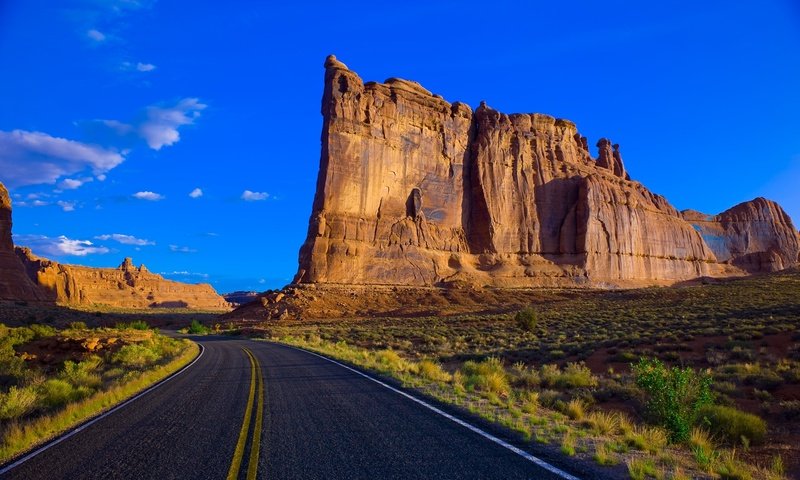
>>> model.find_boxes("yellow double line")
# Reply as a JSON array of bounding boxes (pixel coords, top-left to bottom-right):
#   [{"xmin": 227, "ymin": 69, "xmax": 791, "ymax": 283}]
[{"xmin": 227, "ymin": 347, "xmax": 265, "ymax": 480}]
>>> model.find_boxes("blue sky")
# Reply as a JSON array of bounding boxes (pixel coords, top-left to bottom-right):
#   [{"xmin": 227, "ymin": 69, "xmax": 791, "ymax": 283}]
[{"xmin": 1, "ymin": 1, "xmax": 798, "ymax": 293}]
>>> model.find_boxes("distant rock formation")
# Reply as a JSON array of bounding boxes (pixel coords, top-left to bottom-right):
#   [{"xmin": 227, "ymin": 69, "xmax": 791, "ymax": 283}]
[
  {"xmin": 683, "ymin": 198, "xmax": 800, "ymax": 273},
  {"xmin": 16, "ymin": 250, "xmax": 231, "ymax": 310},
  {"xmin": 0, "ymin": 184, "xmax": 48, "ymax": 302},
  {"xmin": 223, "ymin": 291, "xmax": 260, "ymax": 306},
  {"xmin": 294, "ymin": 55, "xmax": 800, "ymax": 289},
  {"xmin": 0, "ymin": 179, "xmax": 230, "ymax": 310}
]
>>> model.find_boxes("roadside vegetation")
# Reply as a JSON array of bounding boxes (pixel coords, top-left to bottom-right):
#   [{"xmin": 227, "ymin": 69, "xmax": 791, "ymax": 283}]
[
  {"xmin": 0, "ymin": 321, "xmax": 197, "ymax": 463},
  {"xmin": 257, "ymin": 270, "xmax": 800, "ymax": 479}
]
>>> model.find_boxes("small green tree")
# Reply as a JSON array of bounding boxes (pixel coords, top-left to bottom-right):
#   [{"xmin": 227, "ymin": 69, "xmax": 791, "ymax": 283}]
[
  {"xmin": 515, "ymin": 307, "xmax": 538, "ymax": 332},
  {"xmin": 632, "ymin": 357, "xmax": 713, "ymax": 443}
]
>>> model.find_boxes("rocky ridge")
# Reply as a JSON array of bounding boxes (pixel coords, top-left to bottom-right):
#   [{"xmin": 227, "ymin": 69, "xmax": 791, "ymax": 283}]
[
  {"xmin": 16, "ymin": 250, "xmax": 230, "ymax": 310},
  {"xmin": 294, "ymin": 55, "xmax": 799, "ymax": 290}
]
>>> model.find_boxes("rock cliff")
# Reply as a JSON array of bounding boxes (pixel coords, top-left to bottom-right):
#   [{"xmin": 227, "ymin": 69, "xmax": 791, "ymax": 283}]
[
  {"xmin": 16, "ymin": 250, "xmax": 230, "ymax": 310},
  {"xmin": 0, "ymin": 184, "xmax": 48, "ymax": 302},
  {"xmin": 295, "ymin": 56, "xmax": 799, "ymax": 288}
]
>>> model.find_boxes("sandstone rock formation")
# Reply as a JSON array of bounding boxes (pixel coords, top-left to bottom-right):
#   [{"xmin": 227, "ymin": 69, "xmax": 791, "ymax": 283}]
[
  {"xmin": 0, "ymin": 183, "xmax": 49, "ymax": 302},
  {"xmin": 683, "ymin": 198, "xmax": 800, "ymax": 273},
  {"xmin": 16, "ymin": 249, "xmax": 230, "ymax": 310},
  {"xmin": 294, "ymin": 56, "xmax": 800, "ymax": 289}
]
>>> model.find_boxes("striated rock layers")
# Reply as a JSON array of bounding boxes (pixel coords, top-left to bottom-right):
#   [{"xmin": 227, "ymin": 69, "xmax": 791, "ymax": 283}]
[
  {"xmin": 16, "ymin": 250, "xmax": 230, "ymax": 310},
  {"xmin": 295, "ymin": 56, "xmax": 800, "ymax": 288},
  {"xmin": 0, "ymin": 184, "xmax": 48, "ymax": 302}
]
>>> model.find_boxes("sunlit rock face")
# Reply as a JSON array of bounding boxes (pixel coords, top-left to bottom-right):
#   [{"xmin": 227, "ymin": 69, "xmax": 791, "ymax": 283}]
[
  {"xmin": 295, "ymin": 56, "xmax": 799, "ymax": 288},
  {"xmin": 16, "ymin": 250, "xmax": 230, "ymax": 310},
  {"xmin": 0, "ymin": 183, "xmax": 48, "ymax": 302}
]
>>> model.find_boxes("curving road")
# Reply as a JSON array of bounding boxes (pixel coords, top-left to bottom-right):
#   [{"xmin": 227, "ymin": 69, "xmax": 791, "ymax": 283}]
[{"xmin": 2, "ymin": 336, "xmax": 587, "ymax": 480}]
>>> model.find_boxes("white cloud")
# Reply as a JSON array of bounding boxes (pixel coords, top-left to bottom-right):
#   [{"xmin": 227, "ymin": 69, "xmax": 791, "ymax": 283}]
[
  {"xmin": 96, "ymin": 174, "xmax": 107, "ymax": 181},
  {"xmin": 241, "ymin": 190, "xmax": 269, "ymax": 201},
  {"xmin": 132, "ymin": 191, "xmax": 164, "ymax": 201},
  {"xmin": 14, "ymin": 234, "xmax": 110, "ymax": 257},
  {"xmin": 136, "ymin": 62, "xmax": 156, "ymax": 72},
  {"xmin": 189, "ymin": 187, "xmax": 203, "ymax": 198},
  {"xmin": 0, "ymin": 130, "xmax": 125, "ymax": 189},
  {"xmin": 87, "ymin": 29, "xmax": 106, "ymax": 42},
  {"xmin": 139, "ymin": 98, "xmax": 206, "ymax": 150},
  {"xmin": 58, "ymin": 177, "xmax": 93, "ymax": 190},
  {"xmin": 161, "ymin": 271, "xmax": 209, "ymax": 278},
  {"xmin": 95, "ymin": 233, "xmax": 154, "ymax": 246},
  {"xmin": 57, "ymin": 201, "xmax": 76, "ymax": 212},
  {"xmin": 169, "ymin": 244, "xmax": 197, "ymax": 253}
]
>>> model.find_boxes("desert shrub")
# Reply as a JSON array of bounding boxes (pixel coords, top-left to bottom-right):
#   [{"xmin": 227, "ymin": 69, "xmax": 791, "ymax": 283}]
[
  {"xmin": 40, "ymin": 379, "xmax": 80, "ymax": 408},
  {"xmin": 565, "ymin": 399, "xmax": 584, "ymax": 420},
  {"xmin": 633, "ymin": 357, "xmax": 713, "ymax": 442},
  {"xmin": 112, "ymin": 344, "xmax": 160, "ymax": 368},
  {"xmin": 28, "ymin": 324, "xmax": 56, "ymax": 339},
  {"xmin": 67, "ymin": 321, "xmax": 87, "ymax": 330},
  {"xmin": 584, "ymin": 410, "xmax": 619, "ymax": 435},
  {"xmin": 0, "ymin": 385, "xmax": 38, "ymax": 420},
  {"xmin": 689, "ymin": 427, "xmax": 717, "ymax": 468},
  {"xmin": 624, "ymin": 424, "xmax": 668, "ymax": 454},
  {"xmin": 416, "ymin": 360, "xmax": 451, "ymax": 382},
  {"xmin": 715, "ymin": 450, "xmax": 752, "ymax": 480},
  {"xmin": 61, "ymin": 356, "xmax": 102, "ymax": 388},
  {"xmin": 375, "ymin": 349, "xmax": 405, "ymax": 372},
  {"xmin": 514, "ymin": 308, "xmax": 537, "ymax": 332},
  {"xmin": 627, "ymin": 458, "xmax": 659, "ymax": 480},
  {"xmin": 593, "ymin": 442, "xmax": 618, "ymax": 466},
  {"xmin": 461, "ymin": 357, "xmax": 509, "ymax": 396},
  {"xmin": 116, "ymin": 320, "xmax": 149, "ymax": 331},
  {"xmin": 540, "ymin": 362, "xmax": 597, "ymax": 389},
  {"xmin": 187, "ymin": 320, "xmax": 209, "ymax": 335},
  {"xmin": 699, "ymin": 405, "xmax": 767, "ymax": 446}
]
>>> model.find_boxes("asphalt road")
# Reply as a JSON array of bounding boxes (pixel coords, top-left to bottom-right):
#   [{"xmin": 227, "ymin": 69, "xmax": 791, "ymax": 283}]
[{"xmin": 2, "ymin": 336, "xmax": 583, "ymax": 480}]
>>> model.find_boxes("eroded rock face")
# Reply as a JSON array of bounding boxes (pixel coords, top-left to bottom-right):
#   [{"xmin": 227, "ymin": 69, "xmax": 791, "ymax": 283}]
[
  {"xmin": 0, "ymin": 183, "xmax": 48, "ymax": 302},
  {"xmin": 683, "ymin": 198, "xmax": 800, "ymax": 273},
  {"xmin": 296, "ymin": 56, "xmax": 798, "ymax": 288},
  {"xmin": 16, "ymin": 250, "xmax": 230, "ymax": 310}
]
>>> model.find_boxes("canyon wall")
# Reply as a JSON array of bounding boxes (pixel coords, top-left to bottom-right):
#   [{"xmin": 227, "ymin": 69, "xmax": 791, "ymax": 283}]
[
  {"xmin": 16, "ymin": 251, "xmax": 230, "ymax": 310},
  {"xmin": 295, "ymin": 56, "xmax": 799, "ymax": 288},
  {"xmin": 0, "ymin": 184, "xmax": 48, "ymax": 302}
]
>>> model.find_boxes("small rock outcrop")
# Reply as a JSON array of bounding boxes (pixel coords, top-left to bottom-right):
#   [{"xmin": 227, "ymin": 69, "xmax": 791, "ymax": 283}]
[
  {"xmin": 0, "ymin": 183, "xmax": 48, "ymax": 302},
  {"xmin": 16, "ymin": 249, "xmax": 231, "ymax": 310},
  {"xmin": 293, "ymin": 55, "xmax": 799, "ymax": 289}
]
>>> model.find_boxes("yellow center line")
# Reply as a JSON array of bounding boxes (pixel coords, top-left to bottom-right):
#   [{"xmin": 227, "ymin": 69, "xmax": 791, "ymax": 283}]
[
  {"xmin": 246, "ymin": 350, "xmax": 265, "ymax": 480},
  {"xmin": 227, "ymin": 348, "xmax": 256, "ymax": 480}
]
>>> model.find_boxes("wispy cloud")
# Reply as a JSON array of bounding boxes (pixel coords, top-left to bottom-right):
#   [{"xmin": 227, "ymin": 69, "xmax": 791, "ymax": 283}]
[
  {"xmin": 241, "ymin": 190, "xmax": 269, "ymax": 201},
  {"xmin": 97, "ymin": 98, "xmax": 206, "ymax": 151},
  {"xmin": 86, "ymin": 29, "xmax": 106, "ymax": 42},
  {"xmin": 58, "ymin": 177, "xmax": 93, "ymax": 190},
  {"xmin": 169, "ymin": 244, "xmax": 197, "ymax": 253},
  {"xmin": 120, "ymin": 61, "xmax": 157, "ymax": 72},
  {"xmin": 139, "ymin": 98, "xmax": 206, "ymax": 150},
  {"xmin": 57, "ymin": 201, "xmax": 77, "ymax": 212},
  {"xmin": 95, "ymin": 233, "xmax": 154, "ymax": 246},
  {"xmin": 132, "ymin": 191, "xmax": 164, "ymax": 201},
  {"xmin": 14, "ymin": 234, "xmax": 110, "ymax": 257},
  {"xmin": 189, "ymin": 187, "xmax": 203, "ymax": 198},
  {"xmin": 0, "ymin": 130, "xmax": 124, "ymax": 188}
]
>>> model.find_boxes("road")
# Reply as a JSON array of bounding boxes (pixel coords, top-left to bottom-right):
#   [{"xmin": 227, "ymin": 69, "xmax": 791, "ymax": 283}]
[{"xmin": 2, "ymin": 336, "xmax": 585, "ymax": 480}]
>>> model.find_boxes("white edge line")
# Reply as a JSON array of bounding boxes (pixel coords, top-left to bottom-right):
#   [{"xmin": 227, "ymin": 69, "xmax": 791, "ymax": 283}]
[
  {"xmin": 0, "ymin": 343, "xmax": 205, "ymax": 475},
  {"xmin": 279, "ymin": 343, "xmax": 581, "ymax": 480}
]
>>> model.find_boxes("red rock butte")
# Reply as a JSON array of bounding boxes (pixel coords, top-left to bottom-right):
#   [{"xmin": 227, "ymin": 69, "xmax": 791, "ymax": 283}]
[
  {"xmin": 295, "ymin": 55, "xmax": 800, "ymax": 289},
  {"xmin": 0, "ymin": 182, "xmax": 229, "ymax": 310}
]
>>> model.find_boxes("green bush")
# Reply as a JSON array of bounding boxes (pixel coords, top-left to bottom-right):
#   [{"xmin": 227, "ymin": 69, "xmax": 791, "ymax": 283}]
[
  {"xmin": 67, "ymin": 321, "xmax": 87, "ymax": 330},
  {"xmin": 699, "ymin": 405, "xmax": 767, "ymax": 446},
  {"xmin": 187, "ymin": 320, "xmax": 209, "ymax": 334},
  {"xmin": 632, "ymin": 357, "xmax": 713, "ymax": 442},
  {"xmin": 116, "ymin": 320, "xmax": 149, "ymax": 331},
  {"xmin": 0, "ymin": 386, "xmax": 38, "ymax": 420},
  {"xmin": 112, "ymin": 344, "xmax": 160, "ymax": 367},
  {"xmin": 40, "ymin": 379, "xmax": 79, "ymax": 408},
  {"xmin": 514, "ymin": 308, "xmax": 538, "ymax": 331}
]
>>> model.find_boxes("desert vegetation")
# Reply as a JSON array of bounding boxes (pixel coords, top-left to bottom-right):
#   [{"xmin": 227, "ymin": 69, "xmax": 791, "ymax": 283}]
[
  {"xmin": 255, "ymin": 270, "xmax": 800, "ymax": 479},
  {"xmin": 0, "ymin": 321, "xmax": 197, "ymax": 463}
]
